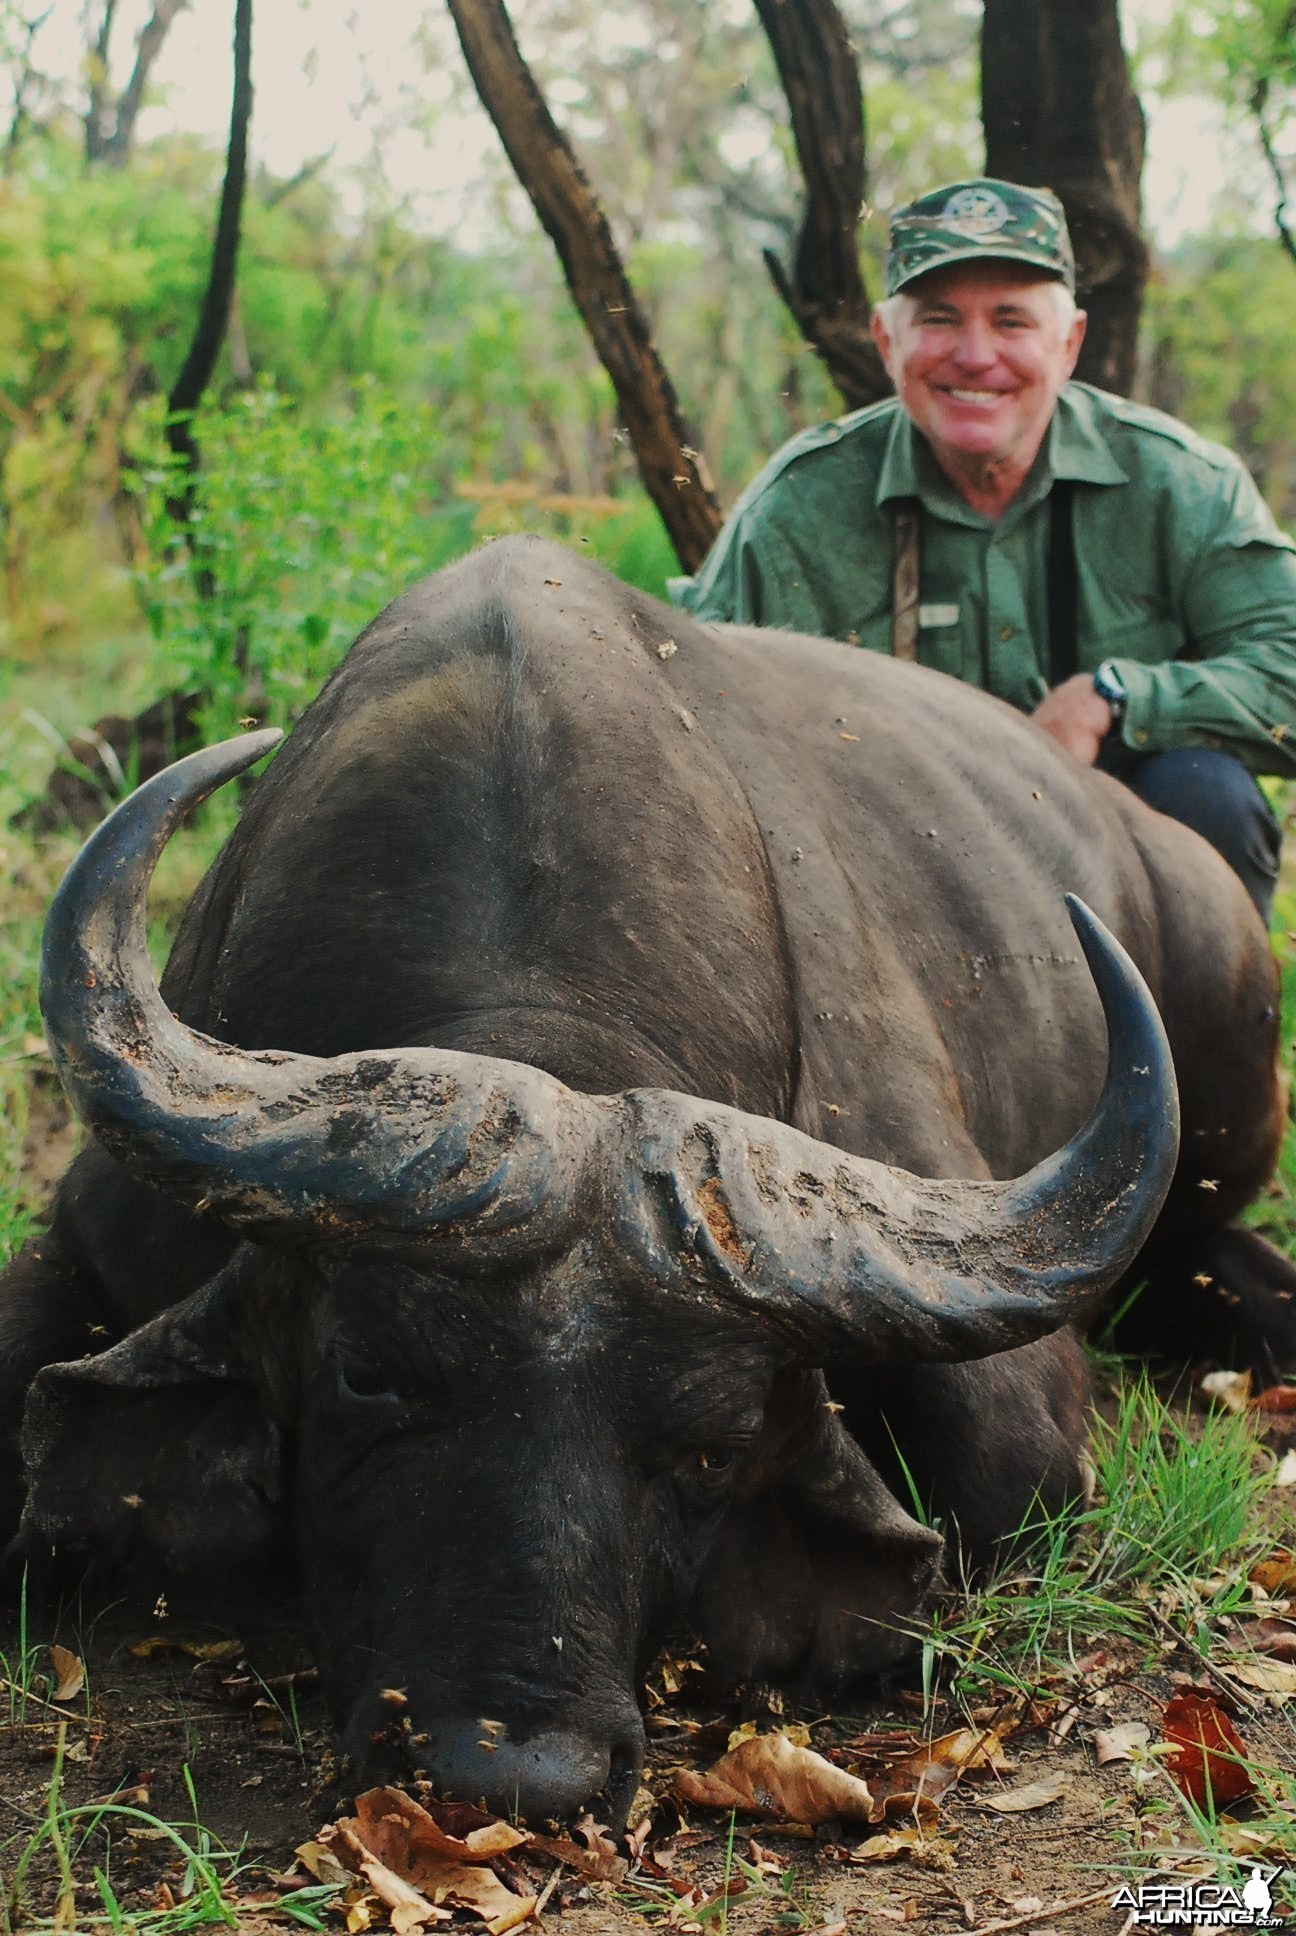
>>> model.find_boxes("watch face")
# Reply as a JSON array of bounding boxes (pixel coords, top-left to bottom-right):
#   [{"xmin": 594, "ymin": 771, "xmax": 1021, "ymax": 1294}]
[{"xmin": 1094, "ymin": 664, "xmax": 1126, "ymax": 709}]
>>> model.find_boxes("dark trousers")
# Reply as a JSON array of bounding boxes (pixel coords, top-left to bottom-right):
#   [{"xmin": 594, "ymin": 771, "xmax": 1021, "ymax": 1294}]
[{"xmin": 1119, "ymin": 748, "xmax": 1282, "ymax": 928}]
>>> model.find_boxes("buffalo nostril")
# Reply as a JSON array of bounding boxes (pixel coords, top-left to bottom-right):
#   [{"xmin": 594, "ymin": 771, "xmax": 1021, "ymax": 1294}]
[
  {"xmin": 604, "ymin": 1725, "xmax": 647, "ymax": 1835},
  {"xmin": 409, "ymin": 1720, "xmax": 613, "ymax": 1824}
]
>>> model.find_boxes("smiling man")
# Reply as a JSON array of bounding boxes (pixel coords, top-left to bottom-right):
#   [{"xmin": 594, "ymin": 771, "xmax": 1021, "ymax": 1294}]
[{"xmin": 674, "ymin": 178, "xmax": 1296, "ymax": 921}]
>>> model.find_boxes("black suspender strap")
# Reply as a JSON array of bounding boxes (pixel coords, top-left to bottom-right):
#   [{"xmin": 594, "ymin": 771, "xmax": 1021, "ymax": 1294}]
[
  {"xmin": 1047, "ymin": 480, "xmax": 1078, "ymax": 688},
  {"xmin": 890, "ymin": 497, "xmax": 921, "ymax": 661}
]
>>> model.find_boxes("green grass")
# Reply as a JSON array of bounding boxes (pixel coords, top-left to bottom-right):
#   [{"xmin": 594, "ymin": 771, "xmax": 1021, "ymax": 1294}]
[
  {"xmin": 0, "ymin": 1575, "xmax": 49, "ymax": 1728},
  {"xmin": 921, "ymin": 1378, "xmax": 1277, "ymax": 1702},
  {"xmin": 0, "ymin": 1731, "xmax": 343, "ymax": 1935}
]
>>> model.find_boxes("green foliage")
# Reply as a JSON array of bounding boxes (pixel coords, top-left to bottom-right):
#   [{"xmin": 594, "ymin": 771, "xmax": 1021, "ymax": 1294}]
[
  {"xmin": 127, "ymin": 378, "xmax": 685, "ymax": 741},
  {"xmin": 1150, "ymin": 0, "xmax": 1295, "ymax": 134},
  {"xmin": 1143, "ymin": 239, "xmax": 1296, "ymax": 523},
  {"xmin": 129, "ymin": 379, "xmax": 473, "ymax": 735}
]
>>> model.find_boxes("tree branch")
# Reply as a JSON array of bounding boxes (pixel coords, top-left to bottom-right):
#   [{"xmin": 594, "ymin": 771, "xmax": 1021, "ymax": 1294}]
[
  {"xmin": 3, "ymin": 6, "xmax": 52, "ymax": 168},
  {"xmin": 102, "ymin": 0, "xmax": 191, "ymax": 167},
  {"xmin": 445, "ymin": 0, "xmax": 720, "ymax": 571},
  {"xmin": 165, "ymin": 0, "xmax": 252, "ymax": 551},
  {"xmin": 1251, "ymin": 60, "xmax": 1296, "ymax": 272},
  {"xmin": 84, "ymin": 0, "xmax": 120, "ymax": 163},
  {"xmin": 752, "ymin": 0, "xmax": 889, "ymax": 409},
  {"xmin": 981, "ymin": 0, "xmax": 1148, "ymax": 396}
]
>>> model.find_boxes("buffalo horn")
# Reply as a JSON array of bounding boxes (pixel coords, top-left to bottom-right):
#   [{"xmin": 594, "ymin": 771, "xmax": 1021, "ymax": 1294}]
[
  {"xmin": 38, "ymin": 733, "xmax": 601, "ymax": 1259},
  {"xmin": 614, "ymin": 898, "xmax": 1180, "ymax": 1362}
]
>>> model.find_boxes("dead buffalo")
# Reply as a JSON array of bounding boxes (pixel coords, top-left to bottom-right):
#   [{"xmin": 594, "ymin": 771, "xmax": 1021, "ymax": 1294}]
[{"xmin": 2, "ymin": 536, "xmax": 1290, "ymax": 1827}]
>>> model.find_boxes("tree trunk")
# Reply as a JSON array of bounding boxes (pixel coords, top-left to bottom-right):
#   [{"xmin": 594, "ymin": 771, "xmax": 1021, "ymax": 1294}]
[
  {"xmin": 101, "ymin": 0, "xmax": 192, "ymax": 167},
  {"xmin": 84, "ymin": 0, "xmax": 121, "ymax": 164},
  {"xmin": 84, "ymin": 0, "xmax": 189, "ymax": 167},
  {"xmin": 981, "ymin": 0, "xmax": 1147, "ymax": 396},
  {"xmin": 4, "ymin": 5, "xmax": 52, "ymax": 170},
  {"xmin": 753, "ymin": 0, "xmax": 888, "ymax": 409},
  {"xmin": 165, "ymin": 0, "xmax": 253, "ymax": 542},
  {"xmin": 445, "ymin": 0, "xmax": 720, "ymax": 572}
]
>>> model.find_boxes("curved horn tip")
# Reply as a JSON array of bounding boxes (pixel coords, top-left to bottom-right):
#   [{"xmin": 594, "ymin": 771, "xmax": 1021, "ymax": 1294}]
[
  {"xmin": 160, "ymin": 727, "xmax": 286, "ymax": 803},
  {"xmin": 1064, "ymin": 893, "xmax": 1113, "ymax": 962}
]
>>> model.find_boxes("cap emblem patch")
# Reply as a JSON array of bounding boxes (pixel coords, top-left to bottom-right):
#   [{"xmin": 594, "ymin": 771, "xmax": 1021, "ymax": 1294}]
[{"xmin": 941, "ymin": 187, "xmax": 1011, "ymax": 237}]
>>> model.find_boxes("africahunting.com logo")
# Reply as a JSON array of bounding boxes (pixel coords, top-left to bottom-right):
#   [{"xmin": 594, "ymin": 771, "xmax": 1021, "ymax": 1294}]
[{"xmin": 1113, "ymin": 1868, "xmax": 1286, "ymax": 1927}]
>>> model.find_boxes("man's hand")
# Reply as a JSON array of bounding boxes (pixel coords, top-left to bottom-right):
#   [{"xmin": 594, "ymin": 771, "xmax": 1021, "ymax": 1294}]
[{"xmin": 1031, "ymin": 673, "xmax": 1114, "ymax": 765}]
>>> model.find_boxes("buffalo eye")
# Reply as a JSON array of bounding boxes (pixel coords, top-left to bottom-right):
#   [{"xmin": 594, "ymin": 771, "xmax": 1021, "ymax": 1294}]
[
  {"xmin": 330, "ymin": 1351, "xmax": 402, "ymax": 1410},
  {"xmin": 688, "ymin": 1445, "xmax": 743, "ymax": 1495}
]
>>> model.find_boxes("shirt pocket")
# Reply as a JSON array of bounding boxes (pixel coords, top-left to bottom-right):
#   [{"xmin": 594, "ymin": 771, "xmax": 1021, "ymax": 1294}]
[{"xmin": 916, "ymin": 607, "xmax": 965, "ymax": 681}]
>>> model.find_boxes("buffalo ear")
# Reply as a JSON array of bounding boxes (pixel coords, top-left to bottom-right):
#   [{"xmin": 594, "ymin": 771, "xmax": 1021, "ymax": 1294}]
[
  {"xmin": 18, "ymin": 1246, "xmax": 295, "ymax": 1579},
  {"xmin": 691, "ymin": 1369, "xmax": 944, "ymax": 1692}
]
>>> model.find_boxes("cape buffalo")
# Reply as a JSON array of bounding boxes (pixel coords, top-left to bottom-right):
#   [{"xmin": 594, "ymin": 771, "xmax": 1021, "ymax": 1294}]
[{"xmin": 2, "ymin": 535, "xmax": 1290, "ymax": 1827}]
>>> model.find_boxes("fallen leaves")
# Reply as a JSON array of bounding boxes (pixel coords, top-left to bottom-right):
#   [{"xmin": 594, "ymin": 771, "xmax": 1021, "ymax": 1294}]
[
  {"xmin": 319, "ymin": 1790, "xmax": 536, "ymax": 1935},
  {"xmin": 309, "ymin": 1785, "xmax": 636, "ymax": 1934},
  {"xmin": 1092, "ymin": 1721, "xmax": 1150, "ymax": 1765},
  {"xmin": 975, "ymin": 1772, "xmax": 1067, "ymax": 1813},
  {"xmin": 1199, "ymin": 1368, "xmax": 1251, "ymax": 1414},
  {"xmin": 844, "ymin": 1824, "xmax": 958, "ymax": 1868},
  {"xmin": 1161, "ymin": 1691, "xmax": 1255, "ymax": 1808},
  {"xmin": 674, "ymin": 1718, "xmax": 1022, "ymax": 1835},
  {"xmin": 1250, "ymin": 1549, "xmax": 1296, "ymax": 1595},
  {"xmin": 48, "ymin": 1646, "xmax": 85, "ymax": 1704},
  {"xmin": 674, "ymin": 1732, "xmax": 878, "ymax": 1826}
]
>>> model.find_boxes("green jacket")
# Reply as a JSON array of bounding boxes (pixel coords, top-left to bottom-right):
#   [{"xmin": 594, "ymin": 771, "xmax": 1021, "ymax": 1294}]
[{"xmin": 672, "ymin": 383, "xmax": 1296, "ymax": 776}]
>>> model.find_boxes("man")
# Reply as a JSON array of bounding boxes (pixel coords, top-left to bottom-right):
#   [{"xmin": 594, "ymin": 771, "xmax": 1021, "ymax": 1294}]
[{"xmin": 673, "ymin": 178, "xmax": 1296, "ymax": 922}]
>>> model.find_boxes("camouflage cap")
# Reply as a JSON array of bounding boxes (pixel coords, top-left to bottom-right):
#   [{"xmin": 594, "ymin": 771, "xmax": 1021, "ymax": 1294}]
[{"xmin": 884, "ymin": 178, "xmax": 1075, "ymax": 297}]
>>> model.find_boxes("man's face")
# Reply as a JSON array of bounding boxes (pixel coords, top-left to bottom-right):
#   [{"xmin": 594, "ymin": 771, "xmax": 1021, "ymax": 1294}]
[{"xmin": 870, "ymin": 261, "xmax": 1086, "ymax": 486}]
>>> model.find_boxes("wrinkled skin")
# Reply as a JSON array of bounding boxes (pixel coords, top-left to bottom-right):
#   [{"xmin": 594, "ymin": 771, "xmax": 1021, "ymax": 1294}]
[{"xmin": 3, "ymin": 536, "xmax": 1292, "ymax": 1827}]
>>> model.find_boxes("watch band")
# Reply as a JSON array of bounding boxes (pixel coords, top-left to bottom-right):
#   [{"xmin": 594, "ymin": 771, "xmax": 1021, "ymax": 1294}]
[{"xmin": 1093, "ymin": 660, "xmax": 1127, "ymax": 722}]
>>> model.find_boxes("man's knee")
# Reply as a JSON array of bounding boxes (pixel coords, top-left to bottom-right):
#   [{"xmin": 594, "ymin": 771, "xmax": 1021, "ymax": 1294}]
[{"xmin": 1120, "ymin": 747, "xmax": 1281, "ymax": 925}]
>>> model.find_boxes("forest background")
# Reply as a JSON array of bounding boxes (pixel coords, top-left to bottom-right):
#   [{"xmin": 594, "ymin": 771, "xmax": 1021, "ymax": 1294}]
[{"xmin": 2, "ymin": 0, "xmax": 1295, "ymax": 798}]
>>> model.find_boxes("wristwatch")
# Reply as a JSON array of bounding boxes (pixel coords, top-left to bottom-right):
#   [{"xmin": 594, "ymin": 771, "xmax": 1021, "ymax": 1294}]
[{"xmin": 1093, "ymin": 659, "xmax": 1127, "ymax": 723}]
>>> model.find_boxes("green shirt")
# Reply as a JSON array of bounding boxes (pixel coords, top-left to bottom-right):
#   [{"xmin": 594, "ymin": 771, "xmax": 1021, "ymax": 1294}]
[{"xmin": 673, "ymin": 382, "xmax": 1296, "ymax": 776}]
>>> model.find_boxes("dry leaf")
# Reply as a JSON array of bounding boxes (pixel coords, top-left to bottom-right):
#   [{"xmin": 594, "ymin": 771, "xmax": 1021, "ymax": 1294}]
[
  {"xmin": 526, "ymin": 1829, "xmax": 625, "ymax": 1884},
  {"xmin": 674, "ymin": 1731, "xmax": 879, "ymax": 1825},
  {"xmin": 1093, "ymin": 1722, "xmax": 1150, "ymax": 1764},
  {"xmin": 1273, "ymin": 1451, "xmax": 1296, "ymax": 1487},
  {"xmin": 1250, "ymin": 1550, "xmax": 1296, "ymax": 1595},
  {"xmin": 321, "ymin": 1824, "xmax": 450, "ymax": 1931},
  {"xmin": 320, "ymin": 1791, "xmax": 535, "ymax": 1934},
  {"xmin": 1225, "ymin": 1659, "xmax": 1296, "ymax": 1698},
  {"xmin": 294, "ymin": 1841, "xmax": 351, "ymax": 1886},
  {"xmin": 49, "ymin": 1645, "xmax": 85, "ymax": 1704},
  {"xmin": 1232, "ymin": 1619, "xmax": 1296, "ymax": 1663},
  {"xmin": 866, "ymin": 1723, "xmax": 1015, "ymax": 1815},
  {"xmin": 1162, "ymin": 1691, "xmax": 1255, "ymax": 1807},
  {"xmin": 978, "ymin": 1771, "xmax": 1067, "ymax": 1812},
  {"xmin": 1200, "ymin": 1368, "xmax": 1251, "ymax": 1414},
  {"xmin": 846, "ymin": 1825, "xmax": 958, "ymax": 1867},
  {"xmin": 128, "ymin": 1635, "xmax": 244, "ymax": 1662},
  {"xmin": 1255, "ymin": 1385, "xmax": 1296, "ymax": 1413}
]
